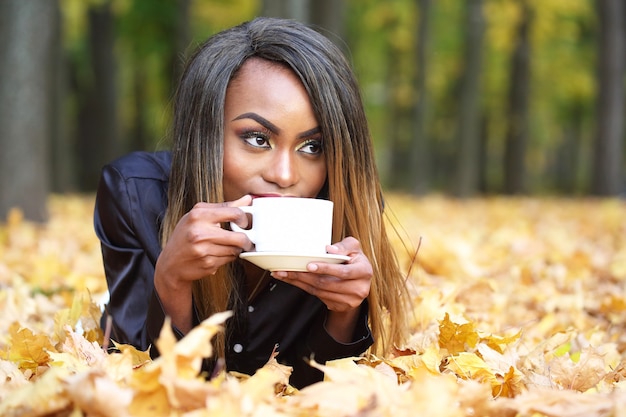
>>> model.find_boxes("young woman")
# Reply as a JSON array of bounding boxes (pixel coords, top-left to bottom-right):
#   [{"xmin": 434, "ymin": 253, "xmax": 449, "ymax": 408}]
[{"xmin": 94, "ymin": 17, "xmax": 410, "ymax": 388}]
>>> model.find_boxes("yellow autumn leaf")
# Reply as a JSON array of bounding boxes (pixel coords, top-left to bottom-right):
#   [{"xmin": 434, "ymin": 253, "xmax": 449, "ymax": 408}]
[
  {"xmin": 48, "ymin": 325, "xmax": 107, "ymax": 372},
  {"xmin": 238, "ymin": 345, "xmax": 294, "ymax": 396},
  {"xmin": 4, "ymin": 323, "xmax": 55, "ymax": 372},
  {"xmin": 112, "ymin": 340, "xmax": 152, "ymax": 368},
  {"xmin": 383, "ymin": 345, "xmax": 443, "ymax": 382},
  {"xmin": 54, "ymin": 289, "xmax": 103, "ymax": 345},
  {"xmin": 0, "ymin": 358, "xmax": 28, "ymax": 398},
  {"xmin": 438, "ymin": 313, "xmax": 479, "ymax": 355},
  {"xmin": 291, "ymin": 357, "xmax": 406, "ymax": 416},
  {"xmin": 446, "ymin": 348, "xmax": 524, "ymax": 398},
  {"xmin": 101, "ymin": 345, "xmax": 136, "ymax": 383},
  {"xmin": 135, "ymin": 311, "xmax": 233, "ymax": 411},
  {"xmin": 444, "ymin": 351, "xmax": 496, "ymax": 384},
  {"xmin": 157, "ymin": 311, "xmax": 232, "ymax": 379},
  {"xmin": 406, "ymin": 367, "xmax": 487, "ymax": 417},
  {"xmin": 128, "ymin": 361, "xmax": 172, "ymax": 416},
  {"xmin": 548, "ymin": 347, "xmax": 608, "ymax": 392},
  {"xmin": 64, "ymin": 369, "xmax": 133, "ymax": 417},
  {"xmin": 0, "ymin": 366, "xmax": 72, "ymax": 417},
  {"xmin": 478, "ymin": 329, "xmax": 522, "ymax": 354},
  {"xmin": 492, "ymin": 365, "xmax": 525, "ymax": 398}
]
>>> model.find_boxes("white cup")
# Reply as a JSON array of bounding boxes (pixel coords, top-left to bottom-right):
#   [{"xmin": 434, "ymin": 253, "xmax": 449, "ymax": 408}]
[{"xmin": 230, "ymin": 197, "xmax": 334, "ymax": 254}]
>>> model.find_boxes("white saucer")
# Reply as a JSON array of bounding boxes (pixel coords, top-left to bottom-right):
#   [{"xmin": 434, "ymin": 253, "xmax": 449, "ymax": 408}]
[{"xmin": 239, "ymin": 251, "xmax": 350, "ymax": 271}]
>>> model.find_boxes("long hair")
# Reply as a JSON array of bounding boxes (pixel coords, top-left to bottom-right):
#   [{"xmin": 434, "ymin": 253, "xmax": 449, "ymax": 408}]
[{"xmin": 161, "ymin": 17, "xmax": 410, "ymax": 357}]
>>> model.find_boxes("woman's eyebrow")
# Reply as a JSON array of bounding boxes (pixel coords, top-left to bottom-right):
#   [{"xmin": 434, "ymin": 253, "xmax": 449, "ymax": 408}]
[
  {"xmin": 232, "ymin": 112, "xmax": 320, "ymax": 139},
  {"xmin": 232, "ymin": 112, "xmax": 280, "ymax": 133},
  {"xmin": 297, "ymin": 126, "xmax": 321, "ymax": 139}
]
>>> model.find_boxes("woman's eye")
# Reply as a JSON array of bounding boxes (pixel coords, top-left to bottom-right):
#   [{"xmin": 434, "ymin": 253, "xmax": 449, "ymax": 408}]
[
  {"xmin": 298, "ymin": 139, "xmax": 323, "ymax": 155},
  {"xmin": 242, "ymin": 132, "xmax": 271, "ymax": 148}
]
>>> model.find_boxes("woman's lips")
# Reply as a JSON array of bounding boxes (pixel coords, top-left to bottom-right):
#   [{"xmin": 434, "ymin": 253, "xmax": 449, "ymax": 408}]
[{"xmin": 251, "ymin": 193, "xmax": 296, "ymax": 199}]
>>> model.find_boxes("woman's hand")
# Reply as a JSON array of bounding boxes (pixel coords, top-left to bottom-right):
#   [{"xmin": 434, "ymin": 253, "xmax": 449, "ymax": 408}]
[
  {"xmin": 270, "ymin": 236, "xmax": 372, "ymax": 342},
  {"xmin": 154, "ymin": 195, "xmax": 254, "ymax": 333}
]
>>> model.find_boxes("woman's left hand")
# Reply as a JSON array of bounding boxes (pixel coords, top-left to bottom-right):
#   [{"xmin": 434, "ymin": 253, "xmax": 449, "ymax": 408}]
[{"xmin": 271, "ymin": 236, "xmax": 372, "ymax": 342}]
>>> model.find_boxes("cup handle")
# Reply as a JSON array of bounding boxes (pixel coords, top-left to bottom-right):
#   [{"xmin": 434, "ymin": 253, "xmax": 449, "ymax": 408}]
[{"xmin": 230, "ymin": 205, "xmax": 255, "ymax": 242}]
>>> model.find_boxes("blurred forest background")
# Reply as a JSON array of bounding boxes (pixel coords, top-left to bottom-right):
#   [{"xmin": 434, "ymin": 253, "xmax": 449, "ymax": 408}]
[{"xmin": 1, "ymin": 0, "xmax": 625, "ymax": 222}]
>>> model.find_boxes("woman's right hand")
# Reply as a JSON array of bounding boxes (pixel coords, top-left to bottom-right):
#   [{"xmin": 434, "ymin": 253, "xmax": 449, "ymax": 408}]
[{"xmin": 153, "ymin": 195, "xmax": 253, "ymax": 332}]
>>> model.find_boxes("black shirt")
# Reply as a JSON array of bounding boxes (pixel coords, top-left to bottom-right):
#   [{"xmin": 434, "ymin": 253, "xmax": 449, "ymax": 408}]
[{"xmin": 94, "ymin": 151, "xmax": 373, "ymax": 388}]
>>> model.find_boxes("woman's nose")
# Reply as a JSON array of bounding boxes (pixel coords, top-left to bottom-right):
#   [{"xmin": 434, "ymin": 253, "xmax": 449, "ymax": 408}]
[{"xmin": 264, "ymin": 150, "xmax": 298, "ymax": 188}]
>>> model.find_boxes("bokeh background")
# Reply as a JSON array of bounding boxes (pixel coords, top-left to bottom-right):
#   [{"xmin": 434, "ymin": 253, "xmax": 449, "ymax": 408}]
[{"xmin": 1, "ymin": 0, "xmax": 624, "ymax": 222}]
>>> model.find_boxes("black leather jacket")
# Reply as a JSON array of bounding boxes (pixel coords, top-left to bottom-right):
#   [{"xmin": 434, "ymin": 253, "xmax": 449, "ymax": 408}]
[{"xmin": 93, "ymin": 151, "xmax": 373, "ymax": 388}]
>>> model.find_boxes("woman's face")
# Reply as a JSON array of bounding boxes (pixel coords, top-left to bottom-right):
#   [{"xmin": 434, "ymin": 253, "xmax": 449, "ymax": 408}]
[{"xmin": 222, "ymin": 58, "xmax": 327, "ymax": 201}]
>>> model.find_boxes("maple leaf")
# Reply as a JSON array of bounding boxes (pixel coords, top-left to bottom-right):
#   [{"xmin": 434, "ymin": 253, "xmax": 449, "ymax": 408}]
[
  {"xmin": 0, "ymin": 359, "xmax": 28, "ymax": 401},
  {"xmin": 548, "ymin": 347, "xmax": 608, "ymax": 392},
  {"xmin": 102, "ymin": 346, "xmax": 138, "ymax": 383},
  {"xmin": 492, "ymin": 365, "xmax": 524, "ymax": 398},
  {"xmin": 158, "ymin": 311, "xmax": 232, "ymax": 377},
  {"xmin": 290, "ymin": 357, "xmax": 400, "ymax": 416},
  {"xmin": 64, "ymin": 369, "xmax": 133, "ymax": 417},
  {"xmin": 239, "ymin": 345, "xmax": 293, "ymax": 396},
  {"xmin": 509, "ymin": 388, "xmax": 617, "ymax": 417},
  {"xmin": 443, "ymin": 352, "xmax": 495, "ymax": 383},
  {"xmin": 48, "ymin": 325, "xmax": 107, "ymax": 372},
  {"xmin": 478, "ymin": 329, "xmax": 521, "ymax": 354},
  {"xmin": 4, "ymin": 323, "xmax": 55, "ymax": 373},
  {"xmin": 476, "ymin": 342, "xmax": 525, "ymax": 397},
  {"xmin": 0, "ymin": 366, "xmax": 72, "ymax": 417},
  {"xmin": 146, "ymin": 311, "xmax": 233, "ymax": 411},
  {"xmin": 112, "ymin": 340, "xmax": 152, "ymax": 369},
  {"xmin": 53, "ymin": 289, "xmax": 103, "ymax": 345},
  {"xmin": 438, "ymin": 312, "xmax": 479, "ymax": 355},
  {"xmin": 128, "ymin": 363, "xmax": 172, "ymax": 416}
]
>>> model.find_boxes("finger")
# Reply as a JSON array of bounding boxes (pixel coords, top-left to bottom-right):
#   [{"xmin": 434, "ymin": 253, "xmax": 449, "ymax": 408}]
[
  {"xmin": 181, "ymin": 220, "xmax": 253, "ymax": 252},
  {"xmin": 207, "ymin": 227, "xmax": 254, "ymax": 252},
  {"xmin": 327, "ymin": 236, "xmax": 361, "ymax": 255},
  {"xmin": 272, "ymin": 270, "xmax": 348, "ymax": 295},
  {"xmin": 277, "ymin": 273, "xmax": 366, "ymax": 310},
  {"xmin": 306, "ymin": 254, "xmax": 374, "ymax": 280},
  {"xmin": 196, "ymin": 240, "xmax": 247, "ymax": 257},
  {"xmin": 188, "ymin": 205, "xmax": 252, "ymax": 230},
  {"xmin": 227, "ymin": 194, "xmax": 253, "ymax": 208},
  {"xmin": 272, "ymin": 271, "xmax": 338, "ymax": 298},
  {"xmin": 186, "ymin": 204, "xmax": 247, "ymax": 223},
  {"xmin": 197, "ymin": 252, "xmax": 243, "ymax": 275}
]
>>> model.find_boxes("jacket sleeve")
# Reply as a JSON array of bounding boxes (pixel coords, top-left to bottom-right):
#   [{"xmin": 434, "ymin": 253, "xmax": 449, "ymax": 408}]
[
  {"xmin": 290, "ymin": 300, "xmax": 373, "ymax": 388},
  {"xmin": 96, "ymin": 152, "xmax": 201, "ymax": 353},
  {"xmin": 94, "ymin": 163, "xmax": 158, "ymax": 350},
  {"xmin": 95, "ymin": 155, "xmax": 201, "ymax": 354}
]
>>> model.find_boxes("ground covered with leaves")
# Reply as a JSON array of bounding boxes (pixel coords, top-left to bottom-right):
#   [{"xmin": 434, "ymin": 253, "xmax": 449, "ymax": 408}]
[{"xmin": 1, "ymin": 194, "xmax": 626, "ymax": 416}]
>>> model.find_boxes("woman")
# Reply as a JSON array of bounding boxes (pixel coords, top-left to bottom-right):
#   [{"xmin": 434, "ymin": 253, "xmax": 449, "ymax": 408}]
[{"xmin": 95, "ymin": 17, "xmax": 410, "ymax": 388}]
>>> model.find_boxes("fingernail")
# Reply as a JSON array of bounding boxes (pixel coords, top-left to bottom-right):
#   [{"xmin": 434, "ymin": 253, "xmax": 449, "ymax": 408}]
[
  {"xmin": 307, "ymin": 263, "xmax": 318, "ymax": 272},
  {"xmin": 272, "ymin": 271, "xmax": 287, "ymax": 279}
]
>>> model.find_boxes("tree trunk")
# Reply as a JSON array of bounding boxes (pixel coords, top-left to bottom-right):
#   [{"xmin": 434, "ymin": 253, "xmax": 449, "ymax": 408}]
[
  {"xmin": 409, "ymin": 0, "xmax": 433, "ymax": 195},
  {"xmin": 75, "ymin": 1, "xmax": 119, "ymax": 191},
  {"xmin": 172, "ymin": 0, "xmax": 191, "ymax": 85},
  {"xmin": 453, "ymin": 0, "xmax": 485, "ymax": 197},
  {"xmin": 503, "ymin": 0, "xmax": 532, "ymax": 194},
  {"xmin": 262, "ymin": 0, "xmax": 310, "ymax": 22},
  {"xmin": 51, "ymin": 45, "xmax": 74, "ymax": 193},
  {"xmin": 553, "ymin": 124, "xmax": 582, "ymax": 193},
  {"xmin": 310, "ymin": 0, "xmax": 346, "ymax": 51},
  {"xmin": 386, "ymin": 43, "xmax": 413, "ymax": 189},
  {"xmin": 590, "ymin": 0, "xmax": 625, "ymax": 195},
  {"xmin": 0, "ymin": 0, "xmax": 59, "ymax": 222}
]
